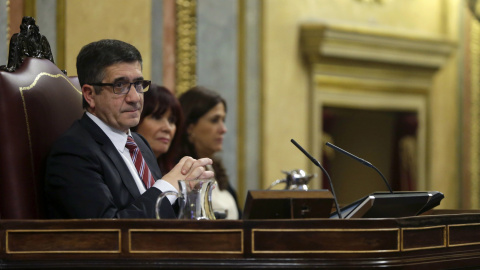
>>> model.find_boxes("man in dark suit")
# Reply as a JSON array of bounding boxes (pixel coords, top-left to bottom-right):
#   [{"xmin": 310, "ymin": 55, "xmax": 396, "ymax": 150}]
[{"xmin": 45, "ymin": 39, "xmax": 213, "ymax": 219}]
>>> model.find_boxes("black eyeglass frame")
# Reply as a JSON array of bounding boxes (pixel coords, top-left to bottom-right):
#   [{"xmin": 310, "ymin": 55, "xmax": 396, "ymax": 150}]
[{"xmin": 87, "ymin": 80, "xmax": 151, "ymax": 95}]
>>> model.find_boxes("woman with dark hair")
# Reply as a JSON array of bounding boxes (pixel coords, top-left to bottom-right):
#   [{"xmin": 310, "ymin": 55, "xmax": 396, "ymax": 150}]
[
  {"xmin": 178, "ymin": 86, "xmax": 241, "ymax": 219},
  {"xmin": 133, "ymin": 84, "xmax": 183, "ymax": 174}
]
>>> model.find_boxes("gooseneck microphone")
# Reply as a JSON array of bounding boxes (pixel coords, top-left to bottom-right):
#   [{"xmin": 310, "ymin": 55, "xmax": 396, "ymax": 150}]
[
  {"xmin": 291, "ymin": 139, "xmax": 343, "ymax": 219},
  {"xmin": 325, "ymin": 142, "xmax": 393, "ymax": 194}
]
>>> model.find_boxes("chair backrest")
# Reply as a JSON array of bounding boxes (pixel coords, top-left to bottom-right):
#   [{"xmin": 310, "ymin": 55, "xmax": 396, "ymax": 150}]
[
  {"xmin": 0, "ymin": 58, "xmax": 83, "ymax": 219},
  {"xmin": 0, "ymin": 17, "xmax": 83, "ymax": 219}
]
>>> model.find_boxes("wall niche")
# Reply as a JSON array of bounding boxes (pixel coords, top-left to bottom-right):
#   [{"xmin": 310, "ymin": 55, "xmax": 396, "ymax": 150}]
[{"xmin": 300, "ymin": 23, "xmax": 454, "ymax": 204}]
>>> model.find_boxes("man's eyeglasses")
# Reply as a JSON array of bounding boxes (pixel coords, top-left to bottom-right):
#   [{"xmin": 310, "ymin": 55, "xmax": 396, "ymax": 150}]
[{"xmin": 88, "ymin": 80, "xmax": 151, "ymax": 95}]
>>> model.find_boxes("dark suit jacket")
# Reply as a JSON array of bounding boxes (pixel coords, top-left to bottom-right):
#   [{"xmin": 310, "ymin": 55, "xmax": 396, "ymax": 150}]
[{"xmin": 45, "ymin": 113, "xmax": 176, "ymax": 219}]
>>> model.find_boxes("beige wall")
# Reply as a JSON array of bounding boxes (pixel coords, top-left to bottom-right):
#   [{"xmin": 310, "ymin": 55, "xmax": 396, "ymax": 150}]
[
  {"xmin": 261, "ymin": 1, "xmax": 310, "ymax": 187},
  {"xmin": 429, "ymin": 0, "xmax": 460, "ymax": 209},
  {"xmin": 64, "ymin": 0, "xmax": 152, "ymax": 79},
  {"xmin": 262, "ymin": 0, "xmax": 460, "ymax": 208},
  {"xmin": 30, "ymin": 0, "xmax": 462, "ymax": 208}
]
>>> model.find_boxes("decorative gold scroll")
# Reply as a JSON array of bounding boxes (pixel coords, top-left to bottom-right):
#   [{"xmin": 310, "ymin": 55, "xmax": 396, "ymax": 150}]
[{"xmin": 175, "ymin": 0, "xmax": 197, "ymax": 95}]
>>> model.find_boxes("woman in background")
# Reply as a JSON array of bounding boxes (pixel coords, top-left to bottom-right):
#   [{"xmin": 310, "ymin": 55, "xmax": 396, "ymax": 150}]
[
  {"xmin": 178, "ymin": 86, "xmax": 241, "ymax": 219},
  {"xmin": 133, "ymin": 84, "xmax": 183, "ymax": 175}
]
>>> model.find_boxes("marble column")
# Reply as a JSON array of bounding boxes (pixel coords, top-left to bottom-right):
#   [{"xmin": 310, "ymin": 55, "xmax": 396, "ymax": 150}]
[
  {"xmin": 36, "ymin": 0, "xmax": 57, "ymax": 61},
  {"xmin": 197, "ymin": 0, "xmax": 239, "ymax": 190}
]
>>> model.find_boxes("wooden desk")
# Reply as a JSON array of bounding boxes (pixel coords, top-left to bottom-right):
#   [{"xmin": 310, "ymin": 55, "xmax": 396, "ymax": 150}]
[{"xmin": 2, "ymin": 211, "xmax": 480, "ymax": 269}]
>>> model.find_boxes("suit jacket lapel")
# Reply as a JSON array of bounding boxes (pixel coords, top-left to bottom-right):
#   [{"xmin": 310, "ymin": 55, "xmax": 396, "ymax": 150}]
[{"xmin": 79, "ymin": 114, "xmax": 141, "ymax": 199}]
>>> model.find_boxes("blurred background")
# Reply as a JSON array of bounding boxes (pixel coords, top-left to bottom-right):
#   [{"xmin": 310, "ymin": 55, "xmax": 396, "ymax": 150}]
[{"xmin": 0, "ymin": 0, "xmax": 476, "ymax": 210}]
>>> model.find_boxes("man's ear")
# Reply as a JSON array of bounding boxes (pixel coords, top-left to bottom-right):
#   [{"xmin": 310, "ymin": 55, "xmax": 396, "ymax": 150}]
[{"xmin": 82, "ymin": 85, "xmax": 95, "ymax": 110}]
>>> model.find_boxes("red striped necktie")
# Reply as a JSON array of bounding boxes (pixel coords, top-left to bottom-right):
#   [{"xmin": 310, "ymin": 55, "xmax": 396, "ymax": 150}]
[{"xmin": 125, "ymin": 136, "xmax": 155, "ymax": 189}]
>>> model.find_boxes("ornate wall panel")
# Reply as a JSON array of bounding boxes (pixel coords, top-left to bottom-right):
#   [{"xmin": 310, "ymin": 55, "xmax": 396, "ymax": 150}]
[{"xmin": 300, "ymin": 24, "xmax": 455, "ymax": 202}]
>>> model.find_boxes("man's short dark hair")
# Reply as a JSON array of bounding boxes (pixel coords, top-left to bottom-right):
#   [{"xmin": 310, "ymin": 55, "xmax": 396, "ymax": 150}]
[{"xmin": 76, "ymin": 39, "xmax": 143, "ymax": 109}]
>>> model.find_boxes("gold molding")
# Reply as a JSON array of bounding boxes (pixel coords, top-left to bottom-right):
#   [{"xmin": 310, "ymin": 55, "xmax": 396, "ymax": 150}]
[
  {"xmin": 301, "ymin": 23, "xmax": 455, "ymax": 46},
  {"xmin": 175, "ymin": 0, "xmax": 196, "ymax": 95},
  {"xmin": 448, "ymin": 223, "xmax": 480, "ymax": 247},
  {"xmin": 128, "ymin": 228, "xmax": 244, "ymax": 254},
  {"xmin": 19, "ymin": 72, "xmax": 81, "ymax": 93},
  {"xmin": 6, "ymin": 229, "xmax": 121, "ymax": 254},
  {"xmin": 19, "ymin": 72, "xmax": 81, "ymax": 176},
  {"xmin": 301, "ymin": 23, "xmax": 455, "ymax": 69},
  {"xmin": 313, "ymin": 63, "xmax": 432, "ymax": 94},
  {"xmin": 251, "ymin": 228, "xmax": 400, "ymax": 253},
  {"xmin": 315, "ymin": 76, "xmax": 429, "ymax": 94}
]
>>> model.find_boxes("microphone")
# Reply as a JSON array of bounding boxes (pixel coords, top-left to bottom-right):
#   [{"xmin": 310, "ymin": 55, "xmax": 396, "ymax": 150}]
[
  {"xmin": 291, "ymin": 139, "xmax": 343, "ymax": 219},
  {"xmin": 325, "ymin": 142, "xmax": 393, "ymax": 194}
]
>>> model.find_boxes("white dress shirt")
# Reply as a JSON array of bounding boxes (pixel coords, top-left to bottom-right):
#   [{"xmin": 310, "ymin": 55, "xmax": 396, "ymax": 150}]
[{"xmin": 86, "ymin": 112, "xmax": 177, "ymax": 204}]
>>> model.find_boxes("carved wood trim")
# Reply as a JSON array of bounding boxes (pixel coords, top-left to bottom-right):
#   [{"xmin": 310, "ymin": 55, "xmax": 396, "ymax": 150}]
[{"xmin": 300, "ymin": 23, "xmax": 455, "ymax": 69}]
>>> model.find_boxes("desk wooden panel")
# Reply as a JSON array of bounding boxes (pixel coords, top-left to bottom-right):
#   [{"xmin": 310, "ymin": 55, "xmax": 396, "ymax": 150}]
[{"xmin": 2, "ymin": 212, "xmax": 480, "ymax": 269}]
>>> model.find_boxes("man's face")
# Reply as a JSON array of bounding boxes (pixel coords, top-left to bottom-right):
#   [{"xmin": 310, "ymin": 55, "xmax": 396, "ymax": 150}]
[{"xmin": 85, "ymin": 61, "xmax": 144, "ymax": 133}]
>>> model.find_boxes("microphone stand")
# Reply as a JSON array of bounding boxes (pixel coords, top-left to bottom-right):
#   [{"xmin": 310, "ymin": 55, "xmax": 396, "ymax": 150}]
[{"xmin": 291, "ymin": 139, "xmax": 343, "ymax": 219}]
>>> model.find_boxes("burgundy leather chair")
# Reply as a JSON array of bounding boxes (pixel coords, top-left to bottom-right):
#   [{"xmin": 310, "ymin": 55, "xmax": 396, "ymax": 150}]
[{"xmin": 0, "ymin": 58, "xmax": 82, "ymax": 219}]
